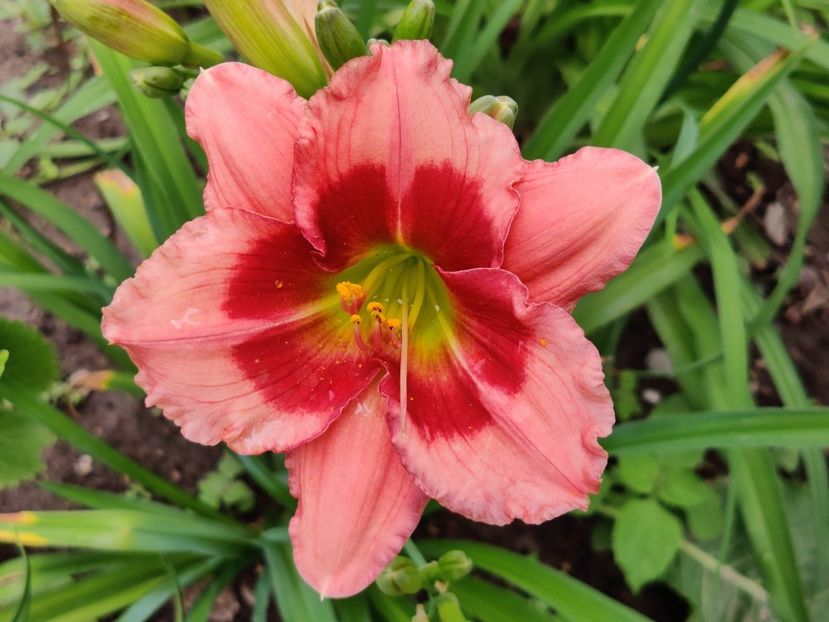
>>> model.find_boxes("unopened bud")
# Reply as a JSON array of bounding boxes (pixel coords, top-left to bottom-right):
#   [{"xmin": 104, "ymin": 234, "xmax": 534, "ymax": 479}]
[
  {"xmin": 376, "ymin": 556, "xmax": 423, "ymax": 596},
  {"xmin": 51, "ymin": 0, "xmax": 220, "ymax": 67},
  {"xmin": 131, "ymin": 66, "xmax": 185, "ymax": 98},
  {"xmin": 437, "ymin": 550, "xmax": 473, "ymax": 581},
  {"xmin": 204, "ymin": 0, "xmax": 329, "ymax": 97},
  {"xmin": 468, "ymin": 95, "xmax": 518, "ymax": 129},
  {"xmin": 393, "ymin": 0, "xmax": 435, "ymax": 42},
  {"xmin": 315, "ymin": 1, "xmax": 367, "ymax": 70}
]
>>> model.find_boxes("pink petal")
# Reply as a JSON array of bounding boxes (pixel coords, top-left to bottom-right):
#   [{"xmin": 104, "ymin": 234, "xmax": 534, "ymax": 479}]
[
  {"xmin": 503, "ymin": 147, "xmax": 661, "ymax": 309},
  {"xmin": 381, "ymin": 268, "xmax": 613, "ymax": 525},
  {"xmin": 185, "ymin": 62, "xmax": 306, "ymax": 221},
  {"xmin": 102, "ymin": 208, "xmax": 378, "ymax": 453},
  {"xmin": 293, "ymin": 40, "xmax": 524, "ymax": 271},
  {"xmin": 287, "ymin": 382, "xmax": 427, "ymax": 598}
]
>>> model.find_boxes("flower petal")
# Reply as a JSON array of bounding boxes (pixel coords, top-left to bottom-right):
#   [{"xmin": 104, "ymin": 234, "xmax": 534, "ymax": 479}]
[
  {"xmin": 293, "ymin": 40, "xmax": 524, "ymax": 271},
  {"xmin": 186, "ymin": 62, "xmax": 306, "ymax": 221},
  {"xmin": 381, "ymin": 268, "xmax": 613, "ymax": 525},
  {"xmin": 503, "ymin": 147, "xmax": 661, "ymax": 309},
  {"xmin": 102, "ymin": 208, "xmax": 378, "ymax": 453},
  {"xmin": 287, "ymin": 382, "xmax": 427, "ymax": 598}
]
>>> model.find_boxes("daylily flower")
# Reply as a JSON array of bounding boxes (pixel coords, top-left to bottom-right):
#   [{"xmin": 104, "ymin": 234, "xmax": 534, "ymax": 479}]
[{"xmin": 102, "ymin": 41, "xmax": 661, "ymax": 597}]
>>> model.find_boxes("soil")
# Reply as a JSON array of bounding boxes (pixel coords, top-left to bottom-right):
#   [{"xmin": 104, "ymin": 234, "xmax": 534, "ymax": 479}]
[{"xmin": 0, "ymin": 14, "xmax": 827, "ymax": 622}]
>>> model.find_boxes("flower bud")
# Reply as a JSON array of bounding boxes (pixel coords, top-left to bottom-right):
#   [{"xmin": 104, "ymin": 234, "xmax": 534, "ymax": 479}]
[
  {"xmin": 393, "ymin": 0, "xmax": 435, "ymax": 42},
  {"xmin": 468, "ymin": 95, "xmax": 519, "ymax": 129},
  {"xmin": 376, "ymin": 556, "xmax": 423, "ymax": 596},
  {"xmin": 51, "ymin": 0, "xmax": 220, "ymax": 67},
  {"xmin": 131, "ymin": 66, "xmax": 185, "ymax": 98},
  {"xmin": 315, "ymin": 1, "xmax": 367, "ymax": 70},
  {"xmin": 204, "ymin": 0, "xmax": 330, "ymax": 98},
  {"xmin": 437, "ymin": 550, "xmax": 473, "ymax": 581}
]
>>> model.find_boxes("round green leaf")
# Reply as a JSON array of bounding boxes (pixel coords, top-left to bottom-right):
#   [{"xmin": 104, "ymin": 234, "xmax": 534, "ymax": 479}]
[
  {"xmin": 612, "ymin": 499, "xmax": 682, "ymax": 592},
  {"xmin": 616, "ymin": 454, "xmax": 660, "ymax": 494},
  {"xmin": 0, "ymin": 317, "xmax": 59, "ymax": 394}
]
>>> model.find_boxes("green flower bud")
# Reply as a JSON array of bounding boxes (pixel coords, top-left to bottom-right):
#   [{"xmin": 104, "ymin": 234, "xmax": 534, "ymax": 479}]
[
  {"xmin": 315, "ymin": 1, "xmax": 367, "ymax": 70},
  {"xmin": 51, "ymin": 0, "xmax": 220, "ymax": 67},
  {"xmin": 437, "ymin": 550, "xmax": 473, "ymax": 581},
  {"xmin": 204, "ymin": 0, "xmax": 330, "ymax": 98},
  {"xmin": 393, "ymin": 0, "xmax": 436, "ymax": 42},
  {"xmin": 468, "ymin": 95, "xmax": 519, "ymax": 129},
  {"xmin": 376, "ymin": 556, "xmax": 423, "ymax": 596},
  {"xmin": 131, "ymin": 66, "xmax": 185, "ymax": 98}
]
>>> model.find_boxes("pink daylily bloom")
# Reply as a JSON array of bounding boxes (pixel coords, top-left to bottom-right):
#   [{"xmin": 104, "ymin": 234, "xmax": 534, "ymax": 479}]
[{"xmin": 102, "ymin": 41, "xmax": 661, "ymax": 597}]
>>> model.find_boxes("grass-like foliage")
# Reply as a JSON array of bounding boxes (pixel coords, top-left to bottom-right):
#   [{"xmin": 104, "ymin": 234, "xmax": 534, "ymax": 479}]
[{"xmin": 0, "ymin": 1, "xmax": 827, "ymax": 620}]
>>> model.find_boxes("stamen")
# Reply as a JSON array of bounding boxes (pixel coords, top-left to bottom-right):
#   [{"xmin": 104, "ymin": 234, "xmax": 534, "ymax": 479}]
[
  {"xmin": 337, "ymin": 281, "xmax": 365, "ymax": 314},
  {"xmin": 350, "ymin": 314, "xmax": 368, "ymax": 352}
]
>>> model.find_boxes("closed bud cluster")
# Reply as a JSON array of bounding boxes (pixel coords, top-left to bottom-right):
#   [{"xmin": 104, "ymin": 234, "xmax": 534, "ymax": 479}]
[
  {"xmin": 376, "ymin": 556, "xmax": 423, "ymax": 596},
  {"xmin": 469, "ymin": 95, "xmax": 519, "ymax": 129},
  {"xmin": 315, "ymin": 0, "xmax": 367, "ymax": 70},
  {"xmin": 393, "ymin": 0, "xmax": 435, "ymax": 42},
  {"xmin": 51, "ymin": 0, "xmax": 221, "ymax": 67}
]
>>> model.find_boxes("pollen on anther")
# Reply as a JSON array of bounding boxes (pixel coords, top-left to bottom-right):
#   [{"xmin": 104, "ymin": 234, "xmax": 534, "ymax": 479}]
[
  {"xmin": 349, "ymin": 314, "xmax": 361, "ymax": 325},
  {"xmin": 337, "ymin": 281, "xmax": 364, "ymax": 301}
]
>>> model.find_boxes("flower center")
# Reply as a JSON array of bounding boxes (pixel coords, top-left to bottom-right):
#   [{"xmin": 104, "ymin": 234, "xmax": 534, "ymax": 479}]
[{"xmin": 333, "ymin": 245, "xmax": 451, "ymax": 357}]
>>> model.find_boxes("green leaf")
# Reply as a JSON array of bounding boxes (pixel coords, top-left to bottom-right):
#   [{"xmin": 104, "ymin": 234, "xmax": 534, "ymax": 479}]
[
  {"xmin": 612, "ymin": 499, "xmax": 682, "ymax": 591},
  {"xmin": 574, "ymin": 242, "xmax": 705, "ymax": 334},
  {"xmin": 612, "ymin": 370, "xmax": 640, "ymax": 421},
  {"xmin": 605, "ymin": 407, "xmax": 829, "ymax": 453},
  {"xmin": 615, "ymin": 454, "xmax": 660, "ymax": 494},
  {"xmin": 0, "ymin": 384, "xmax": 228, "ymax": 522},
  {"xmin": 197, "ymin": 454, "xmax": 254, "ymax": 513},
  {"xmin": 9, "ymin": 546, "xmax": 30, "ymax": 622},
  {"xmin": 655, "ymin": 469, "xmax": 709, "ymax": 509},
  {"xmin": 418, "ymin": 540, "xmax": 650, "ymax": 622},
  {"xmin": 89, "ymin": 41, "xmax": 204, "ymax": 242},
  {"xmin": 0, "ymin": 173, "xmax": 134, "ymax": 283},
  {"xmin": 0, "ymin": 317, "xmax": 59, "ymax": 394},
  {"xmin": 659, "ymin": 43, "xmax": 809, "ymax": 216},
  {"xmin": 94, "ymin": 169, "xmax": 157, "ymax": 258},
  {"xmin": 263, "ymin": 541, "xmax": 336, "ymax": 622},
  {"xmin": 522, "ymin": 0, "xmax": 662, "ymax": 160},
  {"xmin": 593, "ymin": 0, "xmax": 700, "ymax": 150},
  {"xmin": 686, "ymin": 488, "xmax": 724, "ymax": 541},
  {"xmin": 451, "ymin": 576, "xmax": 560, "ymax": 622},
  {"xmin": 0, "ymin": 412, "xmax": 54, "ymax": 489},
  {"xmin": 692, "ymin": 193, "xmax": 808, "ymax": 622},
  {"xmin": 0, "ymin": 510, "xmax": 256, "ymax": 556}
]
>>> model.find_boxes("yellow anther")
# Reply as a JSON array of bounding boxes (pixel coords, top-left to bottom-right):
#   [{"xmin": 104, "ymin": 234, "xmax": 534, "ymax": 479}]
[
  {"xmin": 350, "ymin": 314, "xmax": 362, "ymax": 325},
  {"xmin": 367, "ymin": 301, "xmax": 384, "ymax": 315},
  {"xmin": 386, "ymin": 318, "xmax": 402, "ymax": 331},
  {"xmin": 337, "ymin": 281, "xmax": 364, "ymax": 300}
]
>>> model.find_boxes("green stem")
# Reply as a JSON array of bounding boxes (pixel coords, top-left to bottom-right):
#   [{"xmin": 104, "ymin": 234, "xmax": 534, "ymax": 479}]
[{"xmin": 184, "ymin": 43, "xmax": 223, "ymax": 68}]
